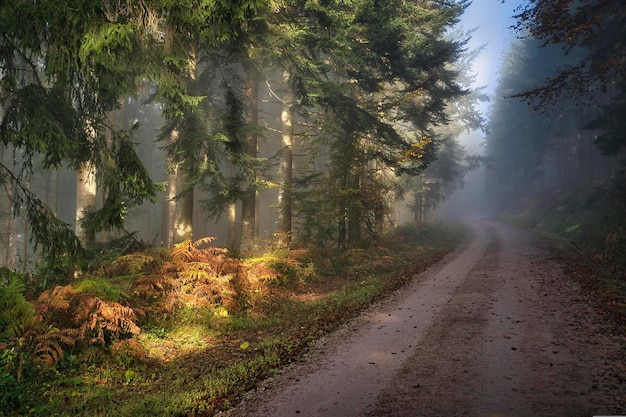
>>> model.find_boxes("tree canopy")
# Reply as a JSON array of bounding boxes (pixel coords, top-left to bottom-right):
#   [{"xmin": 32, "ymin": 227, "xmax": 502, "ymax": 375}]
[
  {"xmin": 0, "ymin": 0, "xmax": 162, "ymax": 261},
  {"xmin": 0, "ymin": 0, "xmax": 480, "ymax": 262}
]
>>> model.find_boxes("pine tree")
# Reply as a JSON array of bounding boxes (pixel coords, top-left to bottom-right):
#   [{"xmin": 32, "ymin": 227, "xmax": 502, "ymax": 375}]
[{"xmin": 0, "ymin": 0, "xmax": 160, "ymax": 265}]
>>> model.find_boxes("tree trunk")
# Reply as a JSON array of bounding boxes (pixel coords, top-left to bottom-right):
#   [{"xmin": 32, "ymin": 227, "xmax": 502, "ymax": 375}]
[
  {"xmin": 240, "ymin": 67, "xmax": 260, "ymax": 252},
  {"xmin": 173, "ymin": 160, "xmax": 194, "ymax": 244},
  {"xmin": 161, "ymin": 172, "xmax": 173, "ymax": 247},
  {"xmin": 164, "ymin": 126, "xmax": 194, "ymax": 247},
  {"xmin": 1, "ymin": 147, "xmax": 15, "ymax": 266},
  {"xmin": 347, "ymin": 172, "xmax": 362, "ymax": 247},
  {"xmin": 375, "ymin": 208, "xmax": 384, "ymax": 235},
  {"xmin": 414, "ymin": 192, "xmax": 422, "ymax": 225},
  {"xmin": 277, "ymin": 70, "xmax": 294, "ymax": 246},
  {"xmin": 228, "ymin": 201, "xmax": 237, "ymax": 250},
  {"xmin": 374, "ymin": 163, "xmax": 385, "ymax": 235},
  {"xmin": 7, "ymin": 206, "xmax": 17, "ymax": 268},
  {"xmin": 75, "ymin": 162, "xmax": 97, "ymax": 246},
  {"xmin": 170, "ymin": 43, "xmax": 204, "ymax": 246}
]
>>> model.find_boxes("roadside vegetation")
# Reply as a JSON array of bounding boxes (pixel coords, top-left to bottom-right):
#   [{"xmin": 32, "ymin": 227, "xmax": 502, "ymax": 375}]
[
  {"xmin": 504, "ymin": 176, "xmax": 626, "ymax": 332},
  {"xmin": 0, "ymin": 223, "xmax": 464, "ymax": 417}
]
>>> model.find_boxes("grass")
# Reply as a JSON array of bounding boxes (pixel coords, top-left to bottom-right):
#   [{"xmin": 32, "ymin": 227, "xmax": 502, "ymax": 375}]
[{"xmin": 1, "ymin": 223, "xmax": 465, "ymax": 417}]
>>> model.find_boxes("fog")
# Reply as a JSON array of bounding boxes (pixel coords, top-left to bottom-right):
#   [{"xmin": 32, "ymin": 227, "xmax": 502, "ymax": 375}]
[{"xmin": 1, "ymin": 0, "xmax": 623, "ymax": 271}]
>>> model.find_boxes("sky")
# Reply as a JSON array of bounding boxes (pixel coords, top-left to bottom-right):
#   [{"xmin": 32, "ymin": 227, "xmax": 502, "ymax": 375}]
[
  {"xmin": 458, "ymin": 0, "xmax": 526, "ymax": 105},
  {"xmin": 434, "ymin": 0, "xmax": 526, "ymax": 220}
]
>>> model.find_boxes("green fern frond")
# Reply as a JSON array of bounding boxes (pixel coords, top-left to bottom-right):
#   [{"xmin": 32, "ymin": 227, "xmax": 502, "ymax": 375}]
[
  {"xmin": 179, "ymin": 267, "xmax": 211, "ymax": 282},
  {"xmin": 114, "ymin": 254, "xmax": 156, "ymax": 274},
  {"xmin": 0, "ymin": 278, "xmax": 36, "ymax": 340},
  {"xmin": 74, "ymin": 279, "xmax": 126, "ymax": 302}
]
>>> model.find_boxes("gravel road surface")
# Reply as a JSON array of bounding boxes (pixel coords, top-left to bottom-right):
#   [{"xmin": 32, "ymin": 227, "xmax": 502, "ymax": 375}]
[{"xmin": 223, "ymin": 220, "xmax": 625, "ymax": 417}]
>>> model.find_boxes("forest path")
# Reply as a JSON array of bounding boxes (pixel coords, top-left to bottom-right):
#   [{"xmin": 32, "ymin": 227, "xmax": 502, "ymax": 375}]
[{"xmin": 222, "ymin": 220, "xmax": 625, "ymax": 417}]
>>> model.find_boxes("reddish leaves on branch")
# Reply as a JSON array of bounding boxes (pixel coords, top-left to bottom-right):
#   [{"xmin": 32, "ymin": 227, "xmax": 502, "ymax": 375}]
[{"xmin": 512, "ymin": 0, "xmax": 626, "ymax": 107}]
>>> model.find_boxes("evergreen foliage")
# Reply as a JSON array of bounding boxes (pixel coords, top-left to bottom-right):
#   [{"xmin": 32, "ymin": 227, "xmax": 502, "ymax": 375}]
[
  {"xmin": 0, "ymin": 0, "xmax": 161, "ymax": 264},
  {"xmin": 289, "ymin": 0, "xmax": 471, "ymax": 246},
  {"xmin": 0, "ymin": 0, "xmax": 481, "ymax": 256}
]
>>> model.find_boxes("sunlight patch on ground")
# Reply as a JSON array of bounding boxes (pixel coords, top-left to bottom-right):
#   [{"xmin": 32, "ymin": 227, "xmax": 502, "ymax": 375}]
[{"xmin": 139, "ymin": 324, "xmax": 218, "ymax": 362}]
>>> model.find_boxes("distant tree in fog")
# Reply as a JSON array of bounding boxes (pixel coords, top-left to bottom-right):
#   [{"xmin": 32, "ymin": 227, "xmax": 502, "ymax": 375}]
[
  {"xmin": 513, "ymin": 0, "xmax": 626, "ymax": 155},
  {"xmin": 485, "ymin": 37, "xmax": 613, "ymax": 210},
  {"xmin": 513, "ymin": 0, "xmax": 625, "ymax": 106}
]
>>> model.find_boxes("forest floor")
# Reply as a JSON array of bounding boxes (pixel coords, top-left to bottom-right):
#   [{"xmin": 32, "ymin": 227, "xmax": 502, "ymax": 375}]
[
  {"xmin": 11, "ymin": 223, "xmax": 465, "ymax": 417},
  {"xmin": 221, "ymin": 220, "xmax": 626, "ymax": 417}
]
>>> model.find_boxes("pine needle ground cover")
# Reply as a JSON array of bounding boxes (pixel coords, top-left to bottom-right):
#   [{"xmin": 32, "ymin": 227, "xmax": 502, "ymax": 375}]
[{"xmin": 0, "ymin": 223, "xmax": 464, "ymax": 417}]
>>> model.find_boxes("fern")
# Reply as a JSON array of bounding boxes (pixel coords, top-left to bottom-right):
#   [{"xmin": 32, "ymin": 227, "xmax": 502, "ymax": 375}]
[
  {"xmin": 37, "ymin": 285, "xmax": 74, "ymax": 313},
  {"xmin": 193, "ymin": 236, "xmax": 216, "ymax": 248},
  {"xmin": 74, "ymin": 278, "xmax": 127, "ymax": 302},
  {"xmin": 177, "ymin": 262, "xmax": 212, "ymax": 283},
  {"xmin": 0, "ymin": 278, "xmax": 36, "ymax": 341},
  {"xmin": 34, "ymin": 284, "xmax": 140, "ymax": 364},
  {"xmin": 96, "ymin": 299, "xmax": 140, "ymax": 336},
  {"xmin": 160, "ymin": 237, "xmax": 254, "ymax": 311},
  {"xmin": 32, "ymin": 328, "xmax": 77, "ymax": 368},
  {"xmin": 170, "ymin": 240, "xmax": 195, "ymax": 263},
  {"xmin": 105, "ymin": 253, "xmax": 159, "ymax": 276},
  {"xmin": 169, "ymin": 237, "xmax": 218, "ymax": 263}
]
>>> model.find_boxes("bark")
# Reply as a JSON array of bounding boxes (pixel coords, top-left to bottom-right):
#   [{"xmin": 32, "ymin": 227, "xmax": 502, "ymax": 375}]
[
  {"xmin": 173, "ymin": 161, "xmax": 194, "ymax": 245},
  {"xmin": 374, "ymin": 164, "xmax": 385, "ymax": 235},
  {"xmin": 347, "ymin": 196, "xmax": 362, "ymax": 247},
  {"xmin": 170, "ymin": 44, "xmax": 204, "ymax": 246},
  {"xmin": 277, "ymin": 70, "xmax": 294, "ymax": 245},
  {"xmin": 1, "ymin": 147, "xmax": 15, "ymax": 266},
  {"xmin": 161, "ymin": 174, "xmax": 172, "ymax": 247},
  {"xmin": 414, "ymin": 192, "xmax": 423, "ymax": 225},
  {"xmin": 240, "ymin": 68, "xmax": 260, "ymax": 252},
  {"xmin": 164, "ymin": 126, "xmax": 194, "ymax": 247},
  {"xmin": 75, "ymin": 162, "xmax": 97, "ymax": 246},
  {"xmin": 228, "ymin": 201, "xmax": 237, "ymax": 250},
  {"xmin": 375, "ymin": 208, "xmax": 385, "ymax": 235}
]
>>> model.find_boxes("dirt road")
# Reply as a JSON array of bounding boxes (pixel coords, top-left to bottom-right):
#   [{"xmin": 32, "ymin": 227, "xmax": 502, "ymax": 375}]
[{"xmin": 223, "ymin": 221, "xmax": 625, "ymax": 417}]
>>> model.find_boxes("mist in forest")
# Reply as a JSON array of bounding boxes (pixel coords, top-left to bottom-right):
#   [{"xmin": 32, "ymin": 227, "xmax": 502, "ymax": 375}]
[
  {"xmin": 1, "ymin": 0, "xmax": 624, "ymax": 273},
  {"xmin": 434, "ymin": 133, "xmax": 493, "ymax": 222}
]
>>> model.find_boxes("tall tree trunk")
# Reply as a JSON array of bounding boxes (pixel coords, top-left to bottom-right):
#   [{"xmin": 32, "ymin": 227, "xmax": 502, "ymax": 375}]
[
  {"xmin": 228, "ymin": 201, "xmax": 237, "ymax": 250},
  {"xmin": 277, "ymin": 70, "xmax": 294, "ymax": 245},
  {"xmin": 173, "ymin": 161, "xmax": 194, "ymax": 244},
  {"xmin": 20, "ymin": 200, "xmax": 28, "ymax": 272},
  {"xmin": 1, "ymin": 147, "xmax": 15, "ymax": 266},
  {"xmin": 374, "ymin": 163, "xmax": 385, "ymax": 235},
  {"xmin": 169, "ymin": 44, "xmax": 201, "ymax": 246},
  {"xmin": 414, "ymin": 192, "xmax": 422, "ymax": 225},
  {"xmin": 240, "ymin": 68, "xmax": 259, "ymax": 252},
  {"xmin": 7, "ymin": 205, "xmax": 17, "ymax": 268},
  {"xmin": 347, "ymin": 172, "xmax": 362, "ymax": 247},
  {"xmin": 375, "ymin": 207, "xmax": 384, "ymax": 235},
  {"xmin": 165, "ymin": 161, "xmax": 178, "ymax": 248},
  {"xmin": 75, "ymin": 162, "xmax": 97, "ymax": 246},
  {"xmin": 44, "ymin": 168, "xmax": 59, "ymax": 216},
  {"xmin": 164, "ymin": 126, "xmax": 194, "ymax": 247}
]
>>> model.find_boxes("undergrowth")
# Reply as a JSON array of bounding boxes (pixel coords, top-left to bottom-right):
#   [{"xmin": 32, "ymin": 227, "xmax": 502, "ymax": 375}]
[
  {"xmin": 503, "ymin": 180, "xmax": 626, "ymax": 330},
  {"xmin": 0, "ymin": 224, "xmax": 464, "ymax": 417}
]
